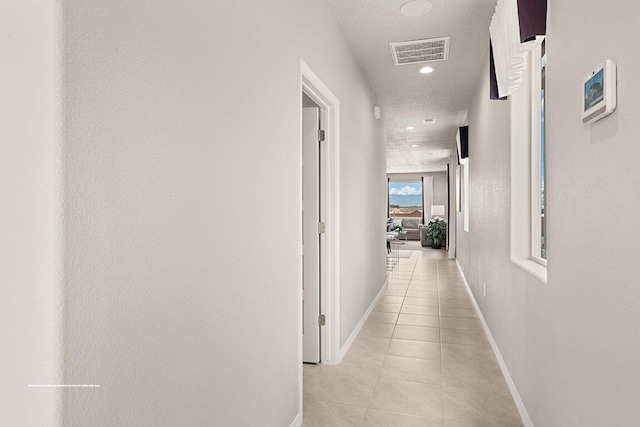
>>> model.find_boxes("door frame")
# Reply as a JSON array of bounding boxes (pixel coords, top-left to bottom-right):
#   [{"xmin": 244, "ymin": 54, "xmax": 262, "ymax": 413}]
[{"xmin": 297, "ymin": 58, "xmax": 341, "ymax": 379}]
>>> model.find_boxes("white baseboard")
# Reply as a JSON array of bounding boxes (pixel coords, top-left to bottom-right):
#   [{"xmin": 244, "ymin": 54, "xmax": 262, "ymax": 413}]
[
  {"xmin": 334, "ymin": 280, "xmax": 388, "ymax": 363},
  {"xmin": 289, "ymin": 412, "xmax": 302, "ymax": 427},
  {"xmin": 455, "ymin": 260, "xmax": 534, "ymax": 427}
]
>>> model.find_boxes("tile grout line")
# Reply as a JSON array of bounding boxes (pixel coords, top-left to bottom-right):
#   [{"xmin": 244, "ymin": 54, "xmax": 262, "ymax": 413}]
[
  {"xmin": 363, "ymin": 256, "xmax": 411, "ymax": 426},
  {"xmin": 364, "ymin": 250, "xmax": 419, "ymax": 424},
  {"xmin": 362, "ymin": 249, "xmax": 449, "ymax": 423}
]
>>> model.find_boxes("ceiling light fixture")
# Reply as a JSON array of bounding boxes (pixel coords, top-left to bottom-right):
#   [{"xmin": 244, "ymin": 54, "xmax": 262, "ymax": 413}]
[
  {"xmin": 406, "ymin": 126, "xmax": 415, "ymax": 130},
  {"xmin": 423, "ymin": 118, "xmax": 435, "ymax": 124},
  {"xmin": 412, "ymin": 144, "xmax": 419, "ymax": 147},
  {"xmin": 420, "ymin": 66, "xmax": 434, "ymax": 74},
  {"xmin": 400, "ymin": 0, "xmax": 434, "ymax": 17}
]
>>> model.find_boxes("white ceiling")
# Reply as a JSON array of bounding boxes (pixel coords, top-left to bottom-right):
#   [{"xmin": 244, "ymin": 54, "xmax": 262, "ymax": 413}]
[{"xmin": 326, "ymin": 0, "xmax": 497, "ymax": 173}]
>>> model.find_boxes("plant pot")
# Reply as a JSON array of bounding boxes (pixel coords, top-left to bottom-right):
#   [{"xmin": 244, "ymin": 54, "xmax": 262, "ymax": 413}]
[{"xmin": 431, "ymin": 243, "xmax": 441, "ymax": 249}]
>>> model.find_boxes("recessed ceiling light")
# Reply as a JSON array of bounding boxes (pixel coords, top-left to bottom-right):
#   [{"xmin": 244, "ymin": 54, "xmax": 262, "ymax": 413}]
[
  {"xmin": 420, "ymin": 66, "xmax": 434, "ymax": 74},
  {"xmin": 412, "ymin": 144, "xmax": 418, "ymax": 147},
  {"xmin": 400, "ymin": 0, "xmax": 434, "ymax": 17},
  {"xmin": 406, "ymin": 126, "xmax": 415, "ymax": 130}
]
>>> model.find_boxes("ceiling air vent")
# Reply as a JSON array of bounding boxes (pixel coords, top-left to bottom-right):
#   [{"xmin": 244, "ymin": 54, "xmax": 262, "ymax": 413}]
[{"xmin": 390, "ymin": 37, "xmax": 450, "ymax": 65}]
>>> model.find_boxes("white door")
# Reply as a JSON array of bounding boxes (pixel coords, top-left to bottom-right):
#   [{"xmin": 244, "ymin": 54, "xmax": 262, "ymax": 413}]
[{"xmin": 302, "ymin": 107, "xmax": 321, "ymax": 363}]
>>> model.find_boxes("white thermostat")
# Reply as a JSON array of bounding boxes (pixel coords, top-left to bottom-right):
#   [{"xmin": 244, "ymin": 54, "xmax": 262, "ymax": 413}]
[{"xmin": 582, "ymin": 59, "xmax": 617, "ymax": 124}]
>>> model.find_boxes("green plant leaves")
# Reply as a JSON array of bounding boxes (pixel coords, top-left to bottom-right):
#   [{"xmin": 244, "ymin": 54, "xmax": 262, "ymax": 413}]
[{"xmin": 426, "ymin": 218, "xmax": 446, "ymax": 246}]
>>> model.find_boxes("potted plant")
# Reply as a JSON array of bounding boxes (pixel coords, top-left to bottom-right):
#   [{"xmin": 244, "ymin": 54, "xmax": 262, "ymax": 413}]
[{"xmin": 425, "ymin": 218, "xmax": 446, "ymax": 249}]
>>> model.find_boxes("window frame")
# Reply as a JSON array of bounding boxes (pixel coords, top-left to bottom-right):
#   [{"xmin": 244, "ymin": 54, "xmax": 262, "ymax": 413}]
[
  {"xmin": 461, "ymin": 159, "xmax": 469, "ymax": 232},
  {"xmin": 509, "ymin": 36, "xmax": 547, "ymax": 283},
  {"xmin": 530, "ymin": 37, "xmax": 547, "ymax": 266}
]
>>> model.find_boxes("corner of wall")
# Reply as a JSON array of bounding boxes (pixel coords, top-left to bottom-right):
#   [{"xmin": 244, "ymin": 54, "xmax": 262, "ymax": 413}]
[{"xmin": 1, "ymin": 1, "xmax": 66, "ymax": 425}]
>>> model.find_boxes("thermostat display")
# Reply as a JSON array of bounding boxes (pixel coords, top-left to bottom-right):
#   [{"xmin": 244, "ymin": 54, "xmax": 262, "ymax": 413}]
[{"xmin": 582, "ymin": 59, "xmax": 617, "ymax": 124}]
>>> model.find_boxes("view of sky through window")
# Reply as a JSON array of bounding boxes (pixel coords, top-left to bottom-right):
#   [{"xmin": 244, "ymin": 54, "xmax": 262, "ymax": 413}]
[{"xmin": 389, "ymin": 182, "xmax": 422, "ymax": 217}]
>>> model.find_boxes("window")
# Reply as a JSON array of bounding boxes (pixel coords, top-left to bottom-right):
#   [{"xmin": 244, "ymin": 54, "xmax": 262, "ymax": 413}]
[
  {"xmin": 455, "ymin": 166, "xmax": 461, "ymax": 213},
  {"xmin": 531, "ymin": 38, "xmax": 547, "ymax": 264},
  {"xmin": 389, "ymin": 182, "xmax": 422, "ymax": 218},
  {"xmin": 539, "ymin": 40, "xmax": 547, "ymax": 260},
  {"xmin": 462, "ymin": 160, "xmax": 469, "ymax": 232},
  {"xmin": 510, "ymin": 36, "xmax": 547, "ymax": 282}
]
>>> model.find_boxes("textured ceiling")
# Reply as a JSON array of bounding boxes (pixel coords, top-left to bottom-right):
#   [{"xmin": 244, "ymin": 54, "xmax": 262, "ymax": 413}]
[{"xmin": 326, "ymin": 0, "xmax": 497, "ymax": 173}]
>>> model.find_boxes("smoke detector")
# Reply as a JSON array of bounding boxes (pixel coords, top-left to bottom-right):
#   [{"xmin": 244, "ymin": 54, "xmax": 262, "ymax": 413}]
[{"xmin": 390, "ymin": 37, "xmax": 450, "ymax": 65}]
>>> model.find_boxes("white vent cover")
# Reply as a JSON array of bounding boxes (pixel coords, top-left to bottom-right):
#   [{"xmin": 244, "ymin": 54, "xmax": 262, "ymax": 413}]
[{"xmin": 390, "ymin": 37, "xmax": 450, "ymax": 65}]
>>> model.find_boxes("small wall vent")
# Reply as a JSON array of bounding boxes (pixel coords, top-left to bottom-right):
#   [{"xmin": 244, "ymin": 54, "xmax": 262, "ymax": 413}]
[{"xmin": 390, "ymin": 37, "xmax": 450, "ymax": 65}]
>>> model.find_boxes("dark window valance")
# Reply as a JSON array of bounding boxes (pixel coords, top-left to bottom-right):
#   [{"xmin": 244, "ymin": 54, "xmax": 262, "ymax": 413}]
[
  {"xmin": 517, "ymin": 0, "xmax": 547, "ymax": 43},
  {"xmin": 459, "ymin": 126, "xmax": 469, "ymax": 159},
  {"xmin": 421, "ymin": 177, "xmax": 425, "ymax": 225}
]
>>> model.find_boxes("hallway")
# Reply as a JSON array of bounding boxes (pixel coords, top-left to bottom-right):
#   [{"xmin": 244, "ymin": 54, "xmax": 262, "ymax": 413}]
[{"xmin": 303, "ymin": 248, "xmax": 522, "ymax": 426}]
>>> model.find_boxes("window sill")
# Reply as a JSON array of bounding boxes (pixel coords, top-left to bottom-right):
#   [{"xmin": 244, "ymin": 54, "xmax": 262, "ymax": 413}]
[{"xmin": 510, "ymin": 257, "xmax": 547, "ymax": 284}]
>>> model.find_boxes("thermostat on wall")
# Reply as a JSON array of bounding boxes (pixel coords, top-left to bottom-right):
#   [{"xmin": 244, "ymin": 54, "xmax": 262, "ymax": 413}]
[{"xmin": 582, "ymin": 59, "xmax": 617, "ymax": 124}]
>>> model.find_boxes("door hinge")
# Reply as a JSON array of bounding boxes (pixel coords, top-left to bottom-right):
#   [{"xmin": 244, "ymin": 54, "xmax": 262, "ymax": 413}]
[
  {"xmin": 318, "ymin": 222, "xmax": 325, "ymax": 234},
  {"xmin": 318, "ymin": 129, "xmax": 325, "ymax": 142},
  {"xmin": 318, "ymin": 314, "xmax": 326, "ymax": 326}
]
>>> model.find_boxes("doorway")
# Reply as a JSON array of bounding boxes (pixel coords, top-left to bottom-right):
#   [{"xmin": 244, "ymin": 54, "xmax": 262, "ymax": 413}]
[
  {"xmin": 302, "ymin": 96, "xmax": 322, "ymax": 363},
  {"xmin": 297, "ymin": 59, "xmax": 342, "ymax": 414}
]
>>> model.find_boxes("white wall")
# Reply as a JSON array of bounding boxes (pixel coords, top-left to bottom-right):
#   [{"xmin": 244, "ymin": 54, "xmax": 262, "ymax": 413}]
[
  {"xmin": 457, "ymin": 1, "xmax": 640, "ymax": 425},
  {"xmin": 340, "ymin": 84, "xmax": 388, "ymax": 345},
  {"xmin": 0, "ymin": 1, "xmax": 63, "ymax": 426},
  {"xmin": 0, "ymin": 0, "xmax": 386, "ymax": 425}
]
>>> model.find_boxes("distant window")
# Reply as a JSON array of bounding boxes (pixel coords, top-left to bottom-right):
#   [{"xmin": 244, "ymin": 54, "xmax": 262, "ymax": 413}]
[
  {"xmin": 389, "ymin": 182, "xmax": 422, "ymax": 218},
  {"xmin": 531, "ymin": 38, "xmax": 547, "ymax": 263},
  {"xmin": 462, "ymin": 160, "xmax": 469, "ymax": 232}
]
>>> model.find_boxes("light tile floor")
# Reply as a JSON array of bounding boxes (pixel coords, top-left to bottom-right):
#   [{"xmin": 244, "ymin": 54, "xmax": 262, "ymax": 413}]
[{"xmin": 303, "ymin": 248, "xmax": 523, "ymax": 426}]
